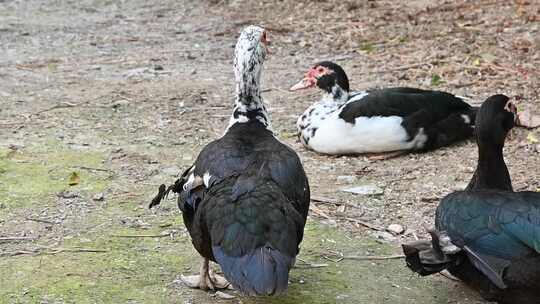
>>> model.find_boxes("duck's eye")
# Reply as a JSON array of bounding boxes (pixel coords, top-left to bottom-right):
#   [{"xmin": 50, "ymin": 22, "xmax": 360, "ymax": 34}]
[
  {"xmin": 504, "ymin": 101, "xmax": 516, "ymax": 114},
  {"xmin": 318, "ymin": 67, "xmax": 324, "ymax": 73}
]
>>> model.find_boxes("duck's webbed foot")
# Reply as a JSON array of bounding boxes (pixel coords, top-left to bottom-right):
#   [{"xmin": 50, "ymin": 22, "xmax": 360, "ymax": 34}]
[{"xmin": 181, "ymin": 258, "xmax": 230, "ymax": 290}]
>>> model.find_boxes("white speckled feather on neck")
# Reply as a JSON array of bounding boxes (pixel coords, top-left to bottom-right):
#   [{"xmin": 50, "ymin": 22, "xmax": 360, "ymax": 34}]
[{"xmin": 227, "ymin": 25, "xmax": 271, "ymax": 131}]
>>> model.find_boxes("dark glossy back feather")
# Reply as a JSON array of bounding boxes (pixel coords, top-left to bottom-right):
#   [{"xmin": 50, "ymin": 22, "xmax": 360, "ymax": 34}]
[
  {"xmin": 179, "ymin": 121, "xmax": 309, "ymax": 295},
  {"xmin": 338, "ymin": 87, "xmax": 471, "ymax": 123},
  {"xmin": 197, "ymin": 175, "xmax": 304, "ymax": 295},
  {"xmin": 436, "ymin": 191, "xmax": 540, "ymax": 260}
]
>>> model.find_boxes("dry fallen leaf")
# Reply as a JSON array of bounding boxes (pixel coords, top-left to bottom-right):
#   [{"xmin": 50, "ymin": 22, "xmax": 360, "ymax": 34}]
[
  {"xmin": 68, "ymin": 172, "xmax": 80, "ymax": 186},
  {"xmin": 527, "ymin": 133, "xmax": 539, "ymax": 144}
]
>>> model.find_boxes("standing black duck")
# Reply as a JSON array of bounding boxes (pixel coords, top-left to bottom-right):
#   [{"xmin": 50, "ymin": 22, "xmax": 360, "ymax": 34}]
[
  {"xmin": 402, "ymin": 94, "xmax": 540, "ymax": 304},
  {"xmin": 149, "ymin": 25, "xmax": 310, "ymax": 296},
  {"xmin": 290, "ymin": 61, "xmax": 477, "ymax": 155}
]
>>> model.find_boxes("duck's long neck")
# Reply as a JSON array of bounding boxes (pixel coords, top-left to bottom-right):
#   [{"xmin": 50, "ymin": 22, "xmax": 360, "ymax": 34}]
[
  {"xmin": 227, "ymin": 64, "xmax": 270, "ymax": 129},
  {"xmin": 466, "ymin": 143, "xmax": 513, "ymax": 191},
  {"xmin": 321, "ymin": 84, "xmax": 349, "ymax": 106}
]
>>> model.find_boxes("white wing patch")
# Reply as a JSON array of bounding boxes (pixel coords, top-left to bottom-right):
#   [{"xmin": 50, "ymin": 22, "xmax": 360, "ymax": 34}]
[
  {"xmin": 409, "ymin": 127, "xmax": 428, "ymax": 150},
  {"xmin": 347, "ymin": 91, "xmax": 370, "ymax": 103},
  {"xmin": 455, "ymin": 95, "xmax": 473, "ymax": 102},
  {"xmin": 183, "ymin": 173, "xmax": 196, "ymax": 191},
  {"xmin": 203, "ymin": 172, "xmax": 212, "ymax": 187},
  {"xmin": 183, "ymin": 166, "xmax": 206, "ymax": 192},
  {"xmin": 183, "ymin": 170, "xmax": 213, "ymax": 192}
]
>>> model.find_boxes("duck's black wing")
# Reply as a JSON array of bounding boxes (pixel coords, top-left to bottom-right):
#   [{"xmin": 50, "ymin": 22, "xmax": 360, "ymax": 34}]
[
  {"xmin": 436, "ymin": 190, "xmax": 540, "ymax": 288},
  {"xmin": 339, "ymin": 87, "xmax": 472, "ymax": 123},
  {"xmin": 188, "ymin": 122, "xmax": 309, "ymax": 216}
]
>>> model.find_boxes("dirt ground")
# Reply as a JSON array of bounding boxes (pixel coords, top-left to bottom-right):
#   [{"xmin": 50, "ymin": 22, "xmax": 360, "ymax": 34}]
[{"xmin": 1, "ymin": 0, "xmax": 539, "ymax": 303}]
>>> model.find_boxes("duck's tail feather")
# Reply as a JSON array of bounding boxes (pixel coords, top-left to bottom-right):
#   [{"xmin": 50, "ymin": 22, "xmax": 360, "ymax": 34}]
[
  {"xmin": 148, "ymin": 165, "xmax": 194, "ymax": 209},
  {"xmin": 212, "ymin": 244, "xmax": 293, "ymax": 296},
  {"xmin": 421, "ymin": 109, "xmax": 476, "ymax": 151},
  {"xmin": 463, "ymin": 245, "xmax": 508, "ymax": 289},
  {"xmin": 402, "ymin": 230, "xmax": 462, "ymax": 276}
]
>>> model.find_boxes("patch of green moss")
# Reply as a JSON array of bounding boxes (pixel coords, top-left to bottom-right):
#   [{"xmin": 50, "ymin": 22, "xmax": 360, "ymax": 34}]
[
  {"xmin": 0, "ymin": 145, "xmax": 110, "ymax": 216},
  {"xmin": 0, "ymin": 222, "xmax": 191, "ymax": 304},
  {"xmin": 0, "ymin": 205, "xmax": 476, "ymax": 303}
]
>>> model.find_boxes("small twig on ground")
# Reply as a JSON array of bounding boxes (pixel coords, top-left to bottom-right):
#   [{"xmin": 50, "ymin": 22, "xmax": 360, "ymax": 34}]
[
  {"xmin": 32, "ymin": 102, "xmax": 78, "ymax": 116},
  {"xmin": 261, "ymin": 87, "xmax": 290, "ymax": 93},
  {"xmin": 342, "ymin": 255, "xmax": 404, "ymax": 261},
  {"xmin": 319, "ymin": 54, "xmax": 355, "ymax": 63},
  {"xmin": 0, "ymin": 122, "xmax": 26, "ymax": 127},
  {"xmin": 87, "ymin": 221, "xmax": 110, "ymax": 233},
  {"xmin": 420, "ymin": 196, "xmax": 440, "ymax": 203},
  {"xmin": 1, "ymin": 247, "xmax": 107, "ymax": 257},
  {"xmin": 295, "ymin": 258, "xmax": 329, "ymax": 268},
  {"xmin": 373, "ymin": 63, "xmax": 427, "ymax": 74},
  {"xmin": 1, "ymin": 250, "xmax": 37, "ymax": 257},
  {"xmin": 320, "ymin": 250, "xmax": 403, "ymax": 262},
  {"xmin": 54, "ymin": 248, "xmax": 108, "ymax": 253},
  {"xmin": 322, "ymin": 255, "xmax": 344, "ymax": 263},
  {"xmin": 70, "ymin": 165, "xmax": 116, "ymax": 174},
  {"xmin": 25, "ymin": 217, "xmax": 55, "ymax": 225},
  {"xmin": 311, "ymin": 196, "xmax": 362, "ymax": 209},
  {"xmin": 111, "ymin": 192, "xmax": 144, "ymax": 198},
  {"xmin": 111, "ymin": 234, "xmax": 170, "ymax": 238},
  {"xmin": 309, "ymin": 204, "xmax": 332, "ymax": 219},
  {"xmin": 451, "ymin": 81, "xmax": 478, "ymax": 88},
  {"xmin": 0, "ymin": 237, "xmax": 36, "ymax": 242},
  {"xmin": 367, "ymin": 150, "xmax": 407, "ymax": 161},
  {"xmin": 311, "ymin": 195, "xmax": 341, "ymax": 205},
  {"xmin": 30, "ymin": 94, "xmax": 107, "ymax": 117},
  {"xmin": 343, "ymin": 217, "xmax": 385, "ymax": 231}
]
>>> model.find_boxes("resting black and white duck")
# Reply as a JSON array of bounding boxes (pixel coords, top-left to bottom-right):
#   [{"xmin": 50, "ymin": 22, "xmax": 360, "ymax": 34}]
[
  {"xmin": 402, "ymin": 94, "xmax": 540, "ymax": 304},
  {"xmin": 290, "ymin": 61, "xmax": 477, "ymax": 155},
  {"xmin": 149, "ymin": 26, "xmax": 310, "ymax": 296}
]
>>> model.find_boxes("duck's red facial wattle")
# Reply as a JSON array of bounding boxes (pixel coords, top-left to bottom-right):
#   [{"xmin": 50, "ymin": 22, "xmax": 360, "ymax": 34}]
[
  {"xmin": 261, "ymin": 31, "xmax": 269, "ymax": 44},
  {"xmin": 260, "ymin": 31, "xmax": 270, "ymax": 54},
  {"xmin": 504, "ymin": 100, "xmax": 517, "ymax": 115},
  {"xmin": 504, "ymin": 100, "xmax": 519, "ymax": 124},
  {"xmin": 289, "ymin": 66, "xmax": 331, "ymax": 91},
  {"xmin": 504, "ymin": 101, "xmax": 521, "ymax": 125}
]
